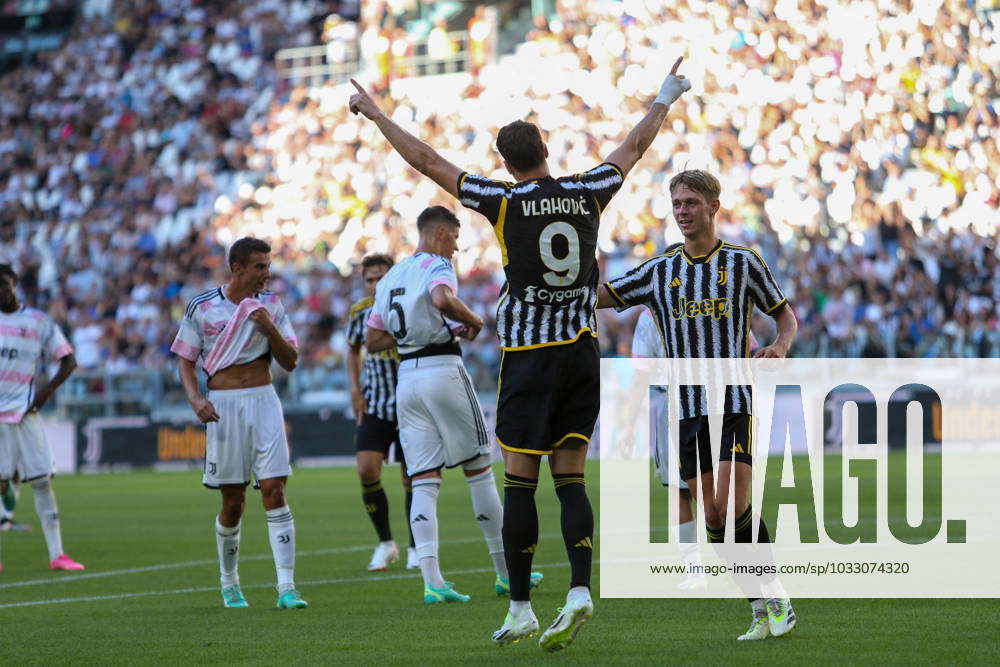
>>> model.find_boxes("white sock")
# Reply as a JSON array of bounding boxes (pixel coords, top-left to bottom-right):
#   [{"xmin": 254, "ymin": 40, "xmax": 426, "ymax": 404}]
[
  {"xmin": 215, "ymin": 517, "xmax": 241, "ymax": 587},
  {"xmin": 30, "ymin": 478, "xmax": 63, "ymax": 560},
  {"xmin": 676, "ymin": 520, "xmax": 702, "ymax": 573},
  {"xmin": 751, "ymin": 598, "xmax": 767, "ymax": 615},
  {"xmin": 411, "ymin": 479, "xmax": 443, "ymax": 588},
  {"xmin": 465, "ymin": 469, "xmax": 507, "ymax": 578},
  {"xmin": 266, "ymin": 505, "xmax": 296, "ymax": 594},
  {"xmin": 567, "ymin": 585, "xmax": 591, "ymax": 605},
  {"xmin": 762, "ymin": 578, "xmax": 789, "ymax": 600},
  {"xmin": 510, "ymin": 599, "xmax": 532, "ymax": 615}
]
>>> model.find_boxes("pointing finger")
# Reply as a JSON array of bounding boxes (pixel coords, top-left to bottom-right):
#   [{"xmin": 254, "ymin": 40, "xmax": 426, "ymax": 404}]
[
  {"xmin": 669, "ymin": 56, "xmax": 684, "ymax": 76},
  {"xmin": 350, "ymin": 78, "xmax": 366, "ymax": 94}
]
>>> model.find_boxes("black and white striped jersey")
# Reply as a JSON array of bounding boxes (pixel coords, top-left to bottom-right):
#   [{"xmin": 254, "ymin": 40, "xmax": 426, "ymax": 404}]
[
  {"xmin": 347, "ymin": 296, "xmax": 399, "ymax": 422},
  {"xmin": 457, "ymin": 163, "xmax": 624, "ymax": 351},
  {"xmin": 606, "ymin": 241, "xmax": 787, "ymax": 418}
]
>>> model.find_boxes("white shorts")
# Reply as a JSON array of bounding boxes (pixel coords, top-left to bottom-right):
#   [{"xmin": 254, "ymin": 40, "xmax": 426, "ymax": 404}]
[
  {"xmin": 203, "ymin": 385, "xmax": 291, "ymax": 488},
  {"xmin": 0, "ymin": 414, "xmax": 53, "ymax": 481},
  {"xmin": 396, "ymin": 355, "xmax": 491, "ymax": 477},
  {"xmin": 651, "ymin": 388, "xmax": 688, "ymax": 491}
]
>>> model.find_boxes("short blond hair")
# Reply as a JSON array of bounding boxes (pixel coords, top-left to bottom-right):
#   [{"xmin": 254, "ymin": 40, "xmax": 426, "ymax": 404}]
[{"xmin": 668, "ymin": 170, "xmax": 721, "ymax": 202}]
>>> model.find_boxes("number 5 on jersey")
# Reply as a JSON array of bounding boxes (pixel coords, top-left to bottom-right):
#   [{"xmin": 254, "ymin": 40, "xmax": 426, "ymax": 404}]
[{"xmin": 389, "ymin": 288, "xmax": 407, "ymax": 338}]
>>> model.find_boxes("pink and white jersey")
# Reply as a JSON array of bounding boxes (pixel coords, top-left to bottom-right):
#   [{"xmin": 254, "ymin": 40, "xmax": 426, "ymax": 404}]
[
  {"xmin": 170, "ymin": 286, "xmax": 298, "ymax": 375},
  {"xmin": 0, "ymin": 306, "xmax": 73, "ymax": 423},
  {"xmin": 367, "ymin": 252, "xmax": 460, "ymax": 355}
]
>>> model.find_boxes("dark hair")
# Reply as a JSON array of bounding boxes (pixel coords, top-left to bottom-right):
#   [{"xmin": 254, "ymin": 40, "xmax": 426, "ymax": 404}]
[
  {"xmin": 361, "ymin": 253, "xmax": 394, "ymax": 273},
  {"xmin": 0, "ymin": 264, "xmax": 16, "ymax": 285},
  {"xmin": 228, "ymin": 237, "xmax": 271, "ymax": 270},
  {"xmin": 668, "ymin": 170, "xmax": 722, "ymax": 202},
  {"xmin": 496, "ymin": 120, "xmax": 546, "ymax": 172},
  {"xmin": 416, "ymin": 206, "xmax": 460, "ymax": 233}
]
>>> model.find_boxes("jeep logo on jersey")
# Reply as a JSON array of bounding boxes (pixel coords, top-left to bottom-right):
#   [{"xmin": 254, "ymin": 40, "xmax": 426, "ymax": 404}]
[
  {"xmin": 522, "ymin": 285, "xmax": 589, "ymax": 304},
  {"xmin": 669, "ymin": 296, "xmax": 731, "ymax": 320}
]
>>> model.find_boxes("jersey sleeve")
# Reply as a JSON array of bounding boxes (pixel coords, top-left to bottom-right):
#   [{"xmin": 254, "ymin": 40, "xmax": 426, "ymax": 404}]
[
  {"xmin": 631, "ymin": 308, "xmax": 664, "ymax": 358},
  {"xmin": 574, "ymin": 162, "xmax": 624, "ymax": 213},
  {"xmin": 367, "ymin": 282, "xmax": 389, "ymax": 331},
  {"xmin": 347, "ymin": 302, "xmax": 368, "ymax": 347},
  {"xmin": 456, "ymin": 172, "xmax": 509, "ymax": 225},
  {"xmin": 427, "ymin": 257, "xmax": 457, "ymax": 295},
  {"xmin": 744, "ymin": 250, "xmax": 787, "ymax": 314},
  {"xmin": 170, "ymin": 307, "xmax": 204, "ymax": 362},
  {"xmin": 605, "ymin": 258, "xmax": 659, "ymax": 311},
  {"xmin": 41, "ymin": 315, "xmax": 73, "ymax": 361}
]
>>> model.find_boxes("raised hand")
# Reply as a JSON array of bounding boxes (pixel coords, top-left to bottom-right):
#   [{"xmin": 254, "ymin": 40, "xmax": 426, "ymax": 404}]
[
  {"xmin": 348, "ymin": 78, "xmax": 382, "ymax": 120},
  {"xmin": 655, "ymin": 56, "xmax": 692, "ymax": 106}
]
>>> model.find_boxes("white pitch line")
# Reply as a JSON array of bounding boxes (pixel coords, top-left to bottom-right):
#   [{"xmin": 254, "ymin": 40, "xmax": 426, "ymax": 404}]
[
  {"xmin": 0, "ymin": 562, "xmax": 570, "ymax": 610},
  {"xmin": 0, "ymin": 533, "xmax": 564, "ymax": 590}
]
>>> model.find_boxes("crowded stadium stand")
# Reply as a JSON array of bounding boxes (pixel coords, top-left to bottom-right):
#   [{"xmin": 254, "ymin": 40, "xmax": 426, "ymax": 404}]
[{"xmin": 1, "ymin": 0, "xmax": 997, "ymax": 424}]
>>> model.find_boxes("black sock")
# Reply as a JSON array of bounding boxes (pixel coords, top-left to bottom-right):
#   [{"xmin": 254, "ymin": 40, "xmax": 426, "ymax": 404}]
[
  {"xmin": 757, "ymin": 515, "xmax": 772, "ymax": 543},
  {"xmin": 735, "ymin": 505, "xmax": 754, "ymax": 543},
  {"xmin": 405, "ymin": 488, "xmax": 415, "ymax": 548},
  {"xmin": 734, "ymin": 505, "xmax": 772, "ymax": 543},
  {"xmin": 706, "ymin": 524, "xmax": 724, "ymax": 543},
  {"xmin": 362, "ymin": 479, "xmax": 392, "ymax": 542},
  {"xmin": 553, "ymin": 473, "xmax": 593, "ymax": 590},
  {"xmin": 734, "ymin": 505, "xmax": 778, "ymax": 601},
  {"xmin": 502, "ymin": 473, "xmax": 538, "ymax": 601}
]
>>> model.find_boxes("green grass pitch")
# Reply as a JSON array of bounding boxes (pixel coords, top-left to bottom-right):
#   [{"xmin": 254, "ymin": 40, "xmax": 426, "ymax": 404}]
[{"xmin": 1, "ymin": 460, "xmax": 995, "ymax": 664}]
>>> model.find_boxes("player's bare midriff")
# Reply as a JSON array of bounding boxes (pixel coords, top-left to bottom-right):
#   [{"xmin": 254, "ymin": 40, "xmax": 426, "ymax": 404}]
[{"xmin": 208, "ymin": 356, "xmax": 271, "ymax": 390}]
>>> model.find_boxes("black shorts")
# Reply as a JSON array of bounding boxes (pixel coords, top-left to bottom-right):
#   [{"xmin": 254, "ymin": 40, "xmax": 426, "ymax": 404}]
[
  {"xmin": 678, "ymin": 413, "xmax": 753, "ymax": 481},
  {"xmin": 496, "ymin": 335, "xmax": 600, "ymax": 455},
  {"xmin": 355, "ymin": 413, "xmax": 405, "ymax": 464}
]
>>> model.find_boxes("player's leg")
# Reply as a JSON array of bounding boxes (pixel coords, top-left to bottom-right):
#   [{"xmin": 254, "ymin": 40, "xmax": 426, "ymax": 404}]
[
  {"xmin": 205, "ymin": 389, "xmax": 253, "ymax": 607},
  {"xmin": 250, "ymin": 386, "xmax": 306, "ymax": 609},
  {"xmin": 399, "ymin": 446, "xmax": 417, "ymax": 568},
  {"xmin": 0, "ymin": 477, "xmax": 10, "ymax": 529},
  {"xmin": 356, "ymin": 414, "xmax": 398, "ymax": 571},
  {"xmin": 0, "ymin": 475, "xmax": 28, "ymax": 531},
  {"xmin": 217, "ymin": 483, "xmax": 248, "ymax": 608},
  {"xmin": 651, "ymin": 392, "xmax": 705, "ymax": 589},
  {"xmin": 461, "ymin": 455, "xmax": 543, "ymax": 598},
  {"xmin": 0, "ymin": 426, "xmax": 14, "ymax": 570},
  {"xmin": 491, "ymin": 449, "xmax": 542, "ymax": 644},
  {"xmin": 490, "ymin": 345, "xmax": 558, "ymax": 644},
  {"xmin": 674, "ymin": 487, "xmax": 707, "ymax": 590},
  {"xmin": 681, "ymin": 417, "xmax": 721, "ymax": 537},
  {"xmin": 15, "ymin": 415, "xmax": 83, "ymax": 570},
  {"xmin": 396, "ymin": 360, "xmax": 468, "ymax": 604},
  {"xmin": 258, "ymin": 476, "xmax": 305, "ymax": 608},
  {"xmin": 432, "ymin": 360, "xmax": 527, "ymax": 594},
  {"xmin": 718, "ymin": 414, "xmax": 794, "ymax": 638},
  {"xmin": 535, "ymin": 441, "xmax": 593, "ymax": 653},
  {"xmin": 534, "ymin": 337, "xmax": 600, "ymax": 652},
  {"xmin": 716, "ymin": 456, "xmax": 772, "ymax": 640},
  {"xmin": 461, "ymin": 462, "xmax": 506, "ymax": 574}
]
